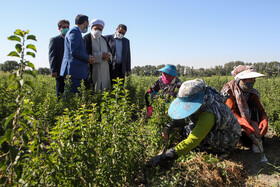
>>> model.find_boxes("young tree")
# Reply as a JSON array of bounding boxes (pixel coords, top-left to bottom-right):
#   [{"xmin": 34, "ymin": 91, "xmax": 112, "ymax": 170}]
[{"xmin": 1, "ymin": 29, "xmax": 37, "ymax": 185}]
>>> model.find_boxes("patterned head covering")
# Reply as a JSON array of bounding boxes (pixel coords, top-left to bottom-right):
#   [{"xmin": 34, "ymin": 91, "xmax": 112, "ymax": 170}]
[
  {"xmin": 158, "ymin": 64, "xmax": 178, "ymax": 76},
  {"xmin": 232, "ymin": 65, "xmax": 265, "ymax": 80},
  {"xmin": 168, "ymin": 79, "xmax": 206, "ymax": 119},
  {"xmin": 222, "ymin": 65, "xmax": 265, "ymax": 121}
]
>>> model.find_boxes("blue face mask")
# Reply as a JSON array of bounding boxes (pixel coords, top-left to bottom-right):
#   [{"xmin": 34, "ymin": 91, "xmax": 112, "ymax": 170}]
[
  {"xmin": 62, "ymin": 28, "xmax": 69, "ymax": 36},
  {"xmin": 83, "ymin": 27, "xmax": 88, "ymax": 33}
]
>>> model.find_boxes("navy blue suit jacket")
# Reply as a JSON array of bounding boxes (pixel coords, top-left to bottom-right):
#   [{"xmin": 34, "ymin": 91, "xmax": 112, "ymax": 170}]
[
  {"xmin": 60, "ymin": 26, "xmax": 89, "ymax": 80},
  {"xmin": 104, "ymin": 34, "xmax": 131, "ymax": 76},
  {"xmin": 49, "ymin": 35, "xmax": 64, "ymax": 74}
]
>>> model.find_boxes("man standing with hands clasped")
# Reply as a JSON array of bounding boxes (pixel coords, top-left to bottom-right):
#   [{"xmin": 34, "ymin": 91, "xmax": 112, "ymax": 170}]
[
  {"xmin": 49, "ymin": 19, "xmax": 70, "ymax": 97},
  {"xmin": 60, "ymin": 14, "xmax": 95, "ymax": 94},
  {"xmin": 105, "ymin": 24, "xmax": 131, "ymax": 85},
  {"xmin": 84, "ymin": 19, "xmax": 112, "ymax": 92}
]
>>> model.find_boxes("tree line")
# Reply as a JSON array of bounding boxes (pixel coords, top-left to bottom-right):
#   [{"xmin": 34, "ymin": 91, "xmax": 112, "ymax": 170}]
[
  {"xmin": 1, "ymin": 60, "xmax": 279, "ymax": 77},
  {"xmin": 132, "ymin": 61, "xmax": 280, "ymax": 77},
  {"xmin": 0, "ymin": 60, "xmax": 51, "ymax": 75}
]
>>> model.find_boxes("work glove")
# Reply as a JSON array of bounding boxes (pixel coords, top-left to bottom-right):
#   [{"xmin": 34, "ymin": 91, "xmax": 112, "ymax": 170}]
[
  {"xmin": 238, "ymin": 117, "xmax": 255, "ymax": 136},
  {"xmin": 146, "ymin": 106, "xmax": 153, "ymax": 117},
  {"xmin": 259, "ymin": 117, "xmax": 268, "ymax": 136},
  {"xmin": 147, "ymin": 147, "xmax": 178, "ymax": 167}
]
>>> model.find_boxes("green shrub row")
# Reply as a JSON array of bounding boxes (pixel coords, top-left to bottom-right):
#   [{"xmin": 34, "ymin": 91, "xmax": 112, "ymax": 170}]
[{"xmin": 0, "ymin": 73, "xmax": 279, "ymax": 185}]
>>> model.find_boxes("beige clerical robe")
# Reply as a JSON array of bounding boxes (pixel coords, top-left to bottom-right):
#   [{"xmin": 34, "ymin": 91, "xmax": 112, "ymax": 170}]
[{"xmin": 91, "ymin": 35, "xmax": 112, "ymax": 92}]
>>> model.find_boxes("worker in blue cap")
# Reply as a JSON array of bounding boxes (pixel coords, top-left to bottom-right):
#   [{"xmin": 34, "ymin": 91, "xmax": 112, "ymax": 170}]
[
  {"xmin": 145, "ymin": 64, "xmax": 182, "ymax": 117},
  {"xmin": 147, "ymin": 79, "xmax": 241, "ymax": 167}
]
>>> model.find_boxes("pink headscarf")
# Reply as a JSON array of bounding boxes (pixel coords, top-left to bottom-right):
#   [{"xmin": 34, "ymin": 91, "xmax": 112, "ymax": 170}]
[{"xmin": 162, "ymin": 72, "xmax": 175, "ymax": 84}]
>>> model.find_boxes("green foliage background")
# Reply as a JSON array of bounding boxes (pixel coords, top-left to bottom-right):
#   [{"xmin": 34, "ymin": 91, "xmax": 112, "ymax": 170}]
[{"xmin": 0, "ymin": 72, "xmax": 280, "ymax": 185}]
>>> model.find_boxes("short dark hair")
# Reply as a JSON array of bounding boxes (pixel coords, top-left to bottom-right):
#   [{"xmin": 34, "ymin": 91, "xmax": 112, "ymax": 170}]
[
  {"xmin": 117, "ymin": 24, "xmax": 127, "ymax": 31},
  {"xmin": 75, "ymin": 14, "xmax": 88, "ymax": 25},
  {"xmin": 58, "ymin": 20, "xmax": 70, "ymax": 28}
]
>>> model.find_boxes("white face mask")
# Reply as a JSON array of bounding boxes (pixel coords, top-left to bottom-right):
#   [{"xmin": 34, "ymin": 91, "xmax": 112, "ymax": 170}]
[
  {"xmin": 92, "ymin": 30, "xmax": 102, "ymax": 39},
  {"xmin": 116, "ymin": 32, "xmax": 124, "ymax": 39}
]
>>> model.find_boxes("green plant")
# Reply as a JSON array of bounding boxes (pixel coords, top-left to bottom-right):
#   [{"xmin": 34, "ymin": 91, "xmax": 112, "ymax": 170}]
[
  {"xmin": 0, "ymin": 29, "xmax": 37, "ymax": 185},
  {"xmin": 0, "ymin": 69, "xmax": 279, "ymax": 185}
]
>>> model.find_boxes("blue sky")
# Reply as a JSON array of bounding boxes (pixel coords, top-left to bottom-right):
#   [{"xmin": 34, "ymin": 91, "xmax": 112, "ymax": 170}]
[{"xmin": 0, "ymin": 0, "xmax": 279, "ymax": 69}]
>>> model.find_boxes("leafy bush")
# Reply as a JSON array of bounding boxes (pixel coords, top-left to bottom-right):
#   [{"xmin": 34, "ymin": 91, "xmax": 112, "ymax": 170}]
[{"xmin": 0, "ymin": 31, "xmax": 279, "ymax": 185}]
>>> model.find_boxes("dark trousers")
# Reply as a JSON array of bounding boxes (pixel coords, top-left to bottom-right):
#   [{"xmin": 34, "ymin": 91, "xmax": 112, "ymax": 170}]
[
  {"xmin": 56, "ymin": 76, "xmax": 65, "ymax": 96},
  {"xmin": 70, "ymin": 78, "xmax": 82, "ymax": 94},
  {"xmin": 109, "ymin": 63, "xmax": 124, "ymax": 85}
]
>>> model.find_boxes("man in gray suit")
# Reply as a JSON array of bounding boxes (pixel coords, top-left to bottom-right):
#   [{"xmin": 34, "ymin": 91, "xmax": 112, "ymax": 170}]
[{"xmin": 104, "ymin": 24, "xmax": 131, "ymax": 84}]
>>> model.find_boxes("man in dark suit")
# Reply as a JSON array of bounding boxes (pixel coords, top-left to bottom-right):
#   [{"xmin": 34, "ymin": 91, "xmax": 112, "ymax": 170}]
[
  {"xmin": 49, "ymin": 19, "xmax": 69, "ymax": 96},
  {"xmin": 60, "ymin": 14, "xmax": 95, "ymax": 94},
  {"xmin": 104, "ymin": 24, "xmax": 131, "ymax": 84}
]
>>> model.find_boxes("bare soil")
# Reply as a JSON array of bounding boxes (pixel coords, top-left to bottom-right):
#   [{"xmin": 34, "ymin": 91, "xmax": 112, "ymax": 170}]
[
  {"xmin": 229, "ymin": 127, "xmax": 280, "ymax": 186},
  {"xmin": 133, "ymin": 127, "xmax": 280, "ymax": 186}
]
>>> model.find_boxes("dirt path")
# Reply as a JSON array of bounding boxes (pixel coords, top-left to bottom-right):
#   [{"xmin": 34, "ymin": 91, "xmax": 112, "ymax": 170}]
[{"xmin": 229, "ymin": 127, "xmax": 280, "ymax": 186}]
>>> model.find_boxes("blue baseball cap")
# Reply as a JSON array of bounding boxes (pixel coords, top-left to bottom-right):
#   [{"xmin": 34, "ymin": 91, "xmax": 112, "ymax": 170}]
[
  {"xmin": 158, "ymin": 64, "xmax": 178, "ymax": 76},
  {"xmin": 168, "ymin": 79, "xmax": 206, "ymax": 120}
]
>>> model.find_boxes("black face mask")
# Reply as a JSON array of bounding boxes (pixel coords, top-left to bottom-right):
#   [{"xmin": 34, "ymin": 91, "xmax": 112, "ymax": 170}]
[{"xmin": 239, "ymin": 81, "xmax": 254, "ymax": 92}]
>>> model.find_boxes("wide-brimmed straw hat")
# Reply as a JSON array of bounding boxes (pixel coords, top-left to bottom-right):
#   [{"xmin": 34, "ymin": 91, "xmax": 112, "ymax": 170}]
[
  {"xmin": 232, "ymin": 65, "xmax": 265, "ymax": 80},
  {"xmin": 158, "ymin": 64, "xmax": 178, "ymax": 76},
  {"xmin": 168, "ymin": 79, "xmax": 206, "ymax": 120}
]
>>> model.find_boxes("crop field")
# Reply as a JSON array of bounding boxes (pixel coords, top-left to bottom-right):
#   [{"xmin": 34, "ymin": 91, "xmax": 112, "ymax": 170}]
[{"xmin": 0, "ymin": 72, "xmax": 280, "ymax": 186}]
